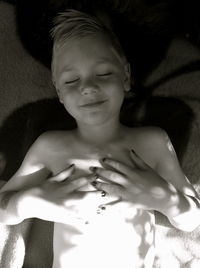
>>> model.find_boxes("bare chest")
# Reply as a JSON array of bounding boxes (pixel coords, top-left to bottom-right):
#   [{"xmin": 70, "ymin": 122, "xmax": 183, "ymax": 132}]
[{"xmin": 45, "ymin": 139, "xmax": 134, "ymax": 176}]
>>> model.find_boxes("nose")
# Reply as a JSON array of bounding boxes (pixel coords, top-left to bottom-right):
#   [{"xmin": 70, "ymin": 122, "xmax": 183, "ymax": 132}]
[{"xmin": 80, "ymin": 79, "xmax": 98, "ymax": 95}]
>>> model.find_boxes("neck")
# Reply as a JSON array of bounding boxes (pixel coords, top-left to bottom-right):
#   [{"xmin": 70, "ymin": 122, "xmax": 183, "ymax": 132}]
[{"xmin": 76, "ymin": 119, "xmax": 123, "ymax": 145}]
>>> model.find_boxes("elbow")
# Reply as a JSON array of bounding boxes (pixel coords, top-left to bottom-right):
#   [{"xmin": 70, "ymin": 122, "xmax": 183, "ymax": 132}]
[
  {"xmin": 0, "ymin": 206, "xmax": 24, "ymax": 225},
  {"xmin": 0, "ymin": 191, "xmax": 24, "ymax": 225}
]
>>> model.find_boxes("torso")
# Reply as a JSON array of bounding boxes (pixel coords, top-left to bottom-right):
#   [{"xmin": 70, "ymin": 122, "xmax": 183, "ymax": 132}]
[{"xmin": 38, "ymin": 127, "xmax": 157, "ymax": 268}]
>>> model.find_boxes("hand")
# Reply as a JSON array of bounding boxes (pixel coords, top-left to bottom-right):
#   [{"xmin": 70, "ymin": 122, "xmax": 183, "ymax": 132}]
[
  {"xmin": 90, "ymin": 150, "xmax": 177, "ymax": 212},
  {"xmin": 18, "ymin": 165, "xmax": 115, "ymax": 224}
]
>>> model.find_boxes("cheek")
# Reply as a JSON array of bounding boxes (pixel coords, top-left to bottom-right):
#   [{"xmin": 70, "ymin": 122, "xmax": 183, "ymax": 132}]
[
  {"xmin": 59, "ymin": 87, "xmax": 74, "ymax": 101},
  {"xmin": 109, "ymin": 81, "xmax": 125, "ymax": 99},
  {"xmin": 108, "ymin": 89, "xmax": 125, "ymax": 111},
  {"xmin": 58, "ymin": 90, "xmax": 75, "ymax": 110},
  {"xmin": 63, "ymin": 95, "xmax": 75, "ymax": 110},
  {"xmin": 102, "ymin": 77, "xmax": 125, "ymax": 94}
]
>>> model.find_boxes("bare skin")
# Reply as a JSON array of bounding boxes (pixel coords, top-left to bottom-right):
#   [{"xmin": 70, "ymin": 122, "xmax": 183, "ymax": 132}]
[
  {"xmin": 1, "ymin": 125, "xmax": 197, "ymax": 268},
  {"xmin": 0, "ymin": 31, "xmax": 199, "ymax": 268}
]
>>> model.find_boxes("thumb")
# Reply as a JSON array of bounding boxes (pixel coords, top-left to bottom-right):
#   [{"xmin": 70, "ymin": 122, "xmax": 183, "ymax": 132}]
[{"xmin": 49, "ymin": 164, "xmax": 75, "ymax": 182}]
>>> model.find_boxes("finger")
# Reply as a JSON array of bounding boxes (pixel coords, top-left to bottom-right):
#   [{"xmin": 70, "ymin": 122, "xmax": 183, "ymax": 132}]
[
  {"xmin": 130, "ymin": 149, "xmax": 148, "ymax": 169},
  {"xmin": 90, "ymin": 167, "xmax": 129, "ymax": 186},
  {"xmin": 101, "ymin": 158, "xmax": 134, "ymax": 175},
  {"xmin": 93, "ymin": 181, "xmax": 124, "ymax": 198},
  {"xmin": 49, "ymin": 164, "xmax": 75, "ymax": 182},
  {"xmin": 65, "ymin": 174, "xmax": 96, "ymax": 193},
  {"xmin": 101, "ymin": 200, "xmax": 133, "ymax": 211},
  {"xmin": 68, "ymin": 190, "xmax": 118, "ymax": 208}
]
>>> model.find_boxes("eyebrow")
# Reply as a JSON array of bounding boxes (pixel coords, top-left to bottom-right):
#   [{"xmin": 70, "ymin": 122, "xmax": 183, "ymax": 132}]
[
  {"xmin": 96, "ymin": 57, "xmax": 118, "ymax": 65},
  {"xmin": 62, "ymin": 61, "xmax": 113, "ymax": 72},
  {"xmin": 58, "ymin": 56, "xmax": 118, "ymax": 76},
  {"xmin": 59, "ymin": 66, "xmax": 75, "ymax": 73}
]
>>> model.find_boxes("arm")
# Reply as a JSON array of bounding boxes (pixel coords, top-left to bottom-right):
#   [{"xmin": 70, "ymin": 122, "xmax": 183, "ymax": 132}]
[
  {"xmin": 0, "ymin": 164, "xmax": 98, "ymax": 226},
  {"xmin": 0, "ymin": 134, "xmax": 51, "ymax": 224},
  {"xmin": 153, "ymin": 129, "xmax": 200, "ymax": 232},
  {"xmin": 0, "ymin": 133, "xmax": 102, "ymax": 225},
  {"xmin": 90, "ymin": 129, "xmax": 200, "ymax": 232}
]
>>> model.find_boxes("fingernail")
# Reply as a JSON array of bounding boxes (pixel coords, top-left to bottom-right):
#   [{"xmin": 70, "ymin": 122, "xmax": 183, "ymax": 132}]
[
  {"xmin": 89, "ymin": 166, "xmax": 97, "ymax": 172},
  {"xmin": 97, "ymin": 209, "xmax": 101, "ymax": 214},
  {"xmin": 69, "ymin": 163, "xmax": 75, "ymax": 168},
  {"xmin": 91, "ymin": 181, "xmax": 97, "ymax": 186},
  {"xmin": 101, "ymin": 191, "xmax": 107, "ymax": 197}
]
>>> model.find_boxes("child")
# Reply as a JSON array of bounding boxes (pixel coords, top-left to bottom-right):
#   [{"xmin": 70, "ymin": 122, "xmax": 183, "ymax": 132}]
[{"xmin": 0, "ymin": 9, "xmax": 200, "ymax": 268}]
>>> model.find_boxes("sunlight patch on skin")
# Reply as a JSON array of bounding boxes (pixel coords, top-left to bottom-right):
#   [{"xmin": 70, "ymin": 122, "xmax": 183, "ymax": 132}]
[
  {"xmin": 20, "ymin": 158, "xmax": 103, "ymax": 177},
  {"xmin": 57, "ymin": 206, "xmax": 155, "ymax": 268},
  {"xmin": 149, "ymin": 186, "xmax": 166, "ymax": 198},
  {"xmin": 19, "ymin": 163, "xmax": 47, "ymax": 176},
  {"xmin": 145, "ymin": 221, "xmax": 154, "ymax": 245},
  {"xmin": 144, "ymin": 245, "xmax": 155, "ymax": 268},
  {"xmin": 145, "ymin": 228, "xmax": 154, "ymax": 245},
  {"xmin": 37, "ymin": 155, "xmax": 157, "ymax": 267},
  {"xmin": 165, "ymin": 134, "xmax": 176, "ymax": 157},
  {"xmin": 168, "ymin": 191, "xmax": 179, "ymax": 204},
  {"xmin": 169, "ymin": 195, "xmax": 200, "ymax": 232},
  {"xmin": 68, "ymin": 158, "xmax": 106, "ymax": 191},
  {"xmin": 145, "ymin": 222, "xmax": 151, "ymax": 232},
  {"xmin": 13, "ymin": 234, "xmax": 26, "ymax": 267},
  {"xmin": 167, "ymin": 193, "xmax": 181, "ymax": 216},
  {"xmin": 69, "ymin": 158, "xmax": 102, "ymax": 172},
  {"xmin": 183, "ymin": 176, "xmax": 199, "ymax": 196},
  {"xmin": 183, "ymin": 185, "xmax": 198, "ymax": 196},
  {"xmin": 168, "ymin": 183, "xmax": 177, "ymax": 194},
  {"xmin": 59, "ymin": 210, "xmax": 145, "ymax": 268}
]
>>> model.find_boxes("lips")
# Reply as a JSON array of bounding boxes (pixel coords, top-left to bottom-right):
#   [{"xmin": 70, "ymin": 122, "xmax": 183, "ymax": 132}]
[{"xmin": 79, "ymin": 100, "xmax": 107, "ymax": 108}]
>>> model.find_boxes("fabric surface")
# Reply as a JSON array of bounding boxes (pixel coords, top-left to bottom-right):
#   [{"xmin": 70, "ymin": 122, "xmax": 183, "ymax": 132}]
[{"xmin": 1, "ymin": 2, "xmax": 200, "ymax": 268}]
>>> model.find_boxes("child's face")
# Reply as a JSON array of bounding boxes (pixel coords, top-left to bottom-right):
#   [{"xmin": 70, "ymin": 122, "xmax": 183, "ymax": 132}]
[{"xmin": 53, "ymin": 34, "xmax": 130, "ymax": 126}]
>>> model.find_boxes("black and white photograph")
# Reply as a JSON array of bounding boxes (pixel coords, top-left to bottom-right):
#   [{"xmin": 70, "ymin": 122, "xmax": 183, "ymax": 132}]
[{"xmin": 1, "ymin": 1, "xmax": 200, "ymax": 267}]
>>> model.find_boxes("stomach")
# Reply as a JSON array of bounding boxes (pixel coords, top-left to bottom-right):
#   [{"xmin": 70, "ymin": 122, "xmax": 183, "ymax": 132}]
[{"xmin": 52, "ymin": 207, "xmax": 155, "ymax": 268}]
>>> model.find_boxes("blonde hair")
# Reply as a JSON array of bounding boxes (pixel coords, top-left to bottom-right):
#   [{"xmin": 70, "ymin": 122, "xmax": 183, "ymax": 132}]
[{"xmin": 50, "ymin": 9, "xmax": 127, "ymax": 80}]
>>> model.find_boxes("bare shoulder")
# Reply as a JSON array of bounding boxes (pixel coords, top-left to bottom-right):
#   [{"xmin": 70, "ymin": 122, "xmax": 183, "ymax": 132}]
[
  {"xmin": 35, "ymin": 130, "xmax": 72, "ymax": 147},
  {"xmin": 29, "ymin": 130, "xmax": 75, "ymax": 161},
  {"xmin": 125, "ymin": 126, "xmax": 170, "ymax": 168},
  {"xmin": 127, "ymin": 126, "xmax": 168, "ymax": 147},
  {"xmin": 0, "ymin": 130, "xmax": 75, "ymax": 191},
  {"xmin": 35, "ymin": 129, "xmax": 76, "ymax": 147},
  {"xmin": 14, "ymin": 129, "xmax": 75, "ymax": 177}
]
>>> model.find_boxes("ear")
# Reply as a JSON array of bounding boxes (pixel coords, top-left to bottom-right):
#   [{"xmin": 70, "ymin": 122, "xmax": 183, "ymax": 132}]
[
  {"xmin": 123, "ymin": 63, "xmax": 131, "ymax": 92},
  {"xmin": 55, "ymin": 87, "xmax": 63, "ymax": 104},
  {"xmin": 52, "ymin": 76, "xmax": 63, "ymax": 103}
]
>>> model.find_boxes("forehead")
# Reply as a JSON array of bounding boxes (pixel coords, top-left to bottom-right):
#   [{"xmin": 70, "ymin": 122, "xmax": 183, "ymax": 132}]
[{"xmin": 53, "ymin": 34, "xmax": 123, "ymax": 73}]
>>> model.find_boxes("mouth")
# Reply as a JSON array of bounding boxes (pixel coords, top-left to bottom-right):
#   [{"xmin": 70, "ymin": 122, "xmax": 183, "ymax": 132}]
[{"xmin": 79, "ymin": 100, "xmax": 107, "ymax": 108}]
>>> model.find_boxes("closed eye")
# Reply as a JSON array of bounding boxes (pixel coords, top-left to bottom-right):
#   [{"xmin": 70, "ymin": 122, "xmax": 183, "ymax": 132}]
[
  {"xmin": 97, "ymin": 73, "xmax": 112, "ymax": 77},
  {"xmin": 65, "ymin": 78, "xmax": 79, "ymax": 84}
]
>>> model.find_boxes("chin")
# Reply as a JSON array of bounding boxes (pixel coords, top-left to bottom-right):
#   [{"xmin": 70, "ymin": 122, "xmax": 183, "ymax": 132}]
[
  {"xmin": 83, "ymin": 119, "xmax": 106, "ymax": 126},
  {"xmin": 78, "ymin": 115, "xmax": 109, "ymax": 126}
]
